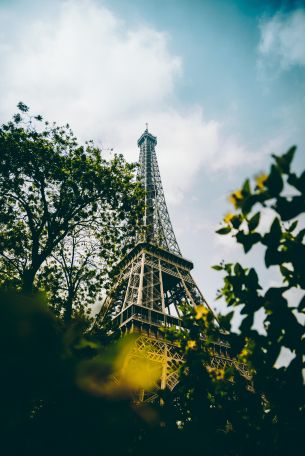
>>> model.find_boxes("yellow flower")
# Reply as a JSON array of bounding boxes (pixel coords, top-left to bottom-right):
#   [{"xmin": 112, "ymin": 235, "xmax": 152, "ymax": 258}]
[
  {"xmin": 255, "ymin": 173, "xmax": 268, "ymax": 191},
  {"xmin": 77, "ymin": 336, "xmax": 161, "ymax": 398},
  {"xmin": 194, "ymin": 305, "xmax": 209, "ymax": 320},
  {"xmin": 228, "ymin": 190, "xmax": 243, "ymax": 208},
  {"xmin": 224, "ymin": 213, "xmax": 234, "ymax": 224},
  {"xmin": 187, "ymin": 340, "xmax": 196, "ymax": 349},
  {"xmin": 215, "ymin": 368, "xmax": 225, "ymax": 380},
  {"xmin": 239, "ymin": 346, "xmax": 250, "ymax": 363},
  {"xmin": 207, "ymin": 367, "xmax": 225, "ymax": 380}
]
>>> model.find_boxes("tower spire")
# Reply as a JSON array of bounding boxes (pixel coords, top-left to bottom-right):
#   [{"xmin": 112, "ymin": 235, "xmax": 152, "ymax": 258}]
[{"xmin": 137, "ymin": 128, "xmax": 181, "ymax": 255}]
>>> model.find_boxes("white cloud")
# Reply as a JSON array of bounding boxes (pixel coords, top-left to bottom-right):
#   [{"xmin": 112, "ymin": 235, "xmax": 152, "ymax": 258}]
[
  {"xmin": 0, "ymin": 0, "xmax": 266, "ymax": 204},
  {"xmin": 258, "ymin": 8, "xmax": 305, "ymax": 73},
  {"xmin": 0, "ymin": 0, "xmax": 181, "ymax": 133}
]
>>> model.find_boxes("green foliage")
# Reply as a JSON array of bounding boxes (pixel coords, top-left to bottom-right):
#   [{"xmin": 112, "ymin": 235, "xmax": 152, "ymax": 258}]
[
  {"xmin": 1, "ymin": 107, "xmax": 304, "ymax": 456},
  {"xmin": 0, "ymin": 103, "xmax": 143, "ymax": 319},
  {"xmin": 0, "ymin": 291, "xmax": 151, "ymax": 456},
  {"xmin": 208, "ymin": 146, "xmax": 305, "ymax": 454}
]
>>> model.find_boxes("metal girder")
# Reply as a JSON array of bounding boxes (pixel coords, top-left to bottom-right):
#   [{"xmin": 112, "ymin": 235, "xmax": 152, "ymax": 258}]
[{"xmin": 100, "ymin": 247, "xmax": 212, "ymax": 322}]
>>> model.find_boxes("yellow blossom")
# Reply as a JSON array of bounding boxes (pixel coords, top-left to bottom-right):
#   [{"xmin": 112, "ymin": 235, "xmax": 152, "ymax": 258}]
[
  {"xmin": 187, "ymin": 340, "xmax": 196, "ymax": 349},
  {"xmin": 255, "ymin": 173, "xmax": 268, "ymax": 191},
  {"xmin": 207, "ymin": 367, "xmax": 225, "ymax": 380},
  {"xmin": 215, "ymin": 368, "xmax": 225, "ymax": 380},
  {"xmin": 77, "ymin": 336, "xmax": 160, "ymax": 398},
  {"xmin": 224, "ymin": 213, "xmax": 234, "ymax": 224},
  {"xmin": 194, "ymin": 304, "xmax": 209, "ymax": 320},
  {"xmin": 239, "ymin": 346, "xmax": 250, "ymax": 363},
  {"xmin": 228, "ymin": 189, "xmax": 243, "ymax": 208}
]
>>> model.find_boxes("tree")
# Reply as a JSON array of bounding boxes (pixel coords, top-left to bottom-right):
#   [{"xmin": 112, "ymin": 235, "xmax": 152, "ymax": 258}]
[
  {"xmin": 162, "ymin": 146, "xmax": 305, "ymax": 455},
  {"xmin": 211, "ymin": 145, "xmax": 305, "ymax": 454},
  {"xmin": 37, "ymin": 224, "xmax": 117, "ymax": 323},
  {"xmin": 0, "ymin": 103, "xmax": 143, "ymax": 302}
]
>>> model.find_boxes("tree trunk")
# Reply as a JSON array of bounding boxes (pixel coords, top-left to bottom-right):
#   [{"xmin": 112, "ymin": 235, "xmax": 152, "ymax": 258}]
[
  {"xmin": 22, "ymin": 268, "xmax": 37, "ymax": 294},
  {"xmin": 64, "ymin": 291, "xmax": 74, "ymax": 324}
]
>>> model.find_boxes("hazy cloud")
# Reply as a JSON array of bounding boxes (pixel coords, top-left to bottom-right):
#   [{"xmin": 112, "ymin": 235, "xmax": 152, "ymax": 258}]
[
  {"xmin": 0, "ymin": 0, "xmax": 181, "ymax": 134},
  {"xmin": 0, "ymin": 0, "xmax": 268, "ymax": 204},
  {"xmin": 258, "ymin": 8, "xmax": 305, "ymax": 73}
]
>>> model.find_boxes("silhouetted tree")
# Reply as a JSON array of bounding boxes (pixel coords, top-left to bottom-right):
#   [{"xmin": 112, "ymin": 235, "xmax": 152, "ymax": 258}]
[{"xmin": 0, "ymin": 103, "xmax": 143, "ymax": 318}]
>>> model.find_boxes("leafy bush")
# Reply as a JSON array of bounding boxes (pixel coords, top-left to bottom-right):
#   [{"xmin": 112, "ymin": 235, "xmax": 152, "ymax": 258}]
[{"xmin": 166, "ymin": 146, "xmax": 305, "ymax": 455}]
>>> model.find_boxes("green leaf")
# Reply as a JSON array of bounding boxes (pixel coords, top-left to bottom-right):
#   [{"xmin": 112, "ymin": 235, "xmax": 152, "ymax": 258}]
[
  {"xmin": 296, "ymin": 170, "xmax": 305, "ymax": 194},
  {"xmin": 224, "ymin": 263, "xmax": 233, "ymax": 273},
  {"xmin": 236, "ymin": 231, "xmax": 261, "ymax": 253},
  {"xmin": 241, "ymin": 193, "xmax": 263, "ymax": 215},
  {"xmin": 212, "ymin": 265, "xmax": 223, "ymax": 271},
  {"xmin": 234, "ymin": 263, "xmax": 244, "ymax": 276},
  {"xmin": 216, "ymin": 226, "xmax": 231, "ymax": 235},
  {"xmin": 17, "ymin": 101, "xmax": 29, "ymax": 112},
  {"xmin": 242, "ymin": 178, "xmax": 251, "ymax": 195},
  {"xmin": 247, "ymin": 268, "xmax": 260, "ymax": 289},
  {"xmin": 296, "ymin": 228, "xmax": 305, "ymax": 242},
  {"xmin": 74, "ymin": 338, "xmax": 98, "ymax": 350},
  {"xmin": 268, "ymin": 217, "xmax": 282, "ymax": 245},
  {"xmin": 265, "ymin": 164, "xmax": 283, "ymax": 196},
  {"xmin": 298, "ymin": 295, "xmax": 305, "ymax": 312},
  {"xmin": 272, "ymin": 146, "xmax": 296, "ymax": 174},
  {"xmin": 218, "ymin": 311, "xmax": 234, "ymax": 331},
  {"xmin": 275, "ymin": 196, "xmax": 305, "ymax": 221},
  {"xmin": 248, "ymin": 212, "xmax": 260, "ymax": 231},
  {"xmin": 231, "ymin": 215, "xmax": 242, "ymax": 229},
  {"xmin": 279, "ymin": 264, "xmax": 292, "ymax": 281},
  {"xmin": 288, "ymin": 220, "xmax": 298, "ymax": 232},
  {"xmin": 13, "ymin": 113, "xmax": 22, "ymax": 123}
]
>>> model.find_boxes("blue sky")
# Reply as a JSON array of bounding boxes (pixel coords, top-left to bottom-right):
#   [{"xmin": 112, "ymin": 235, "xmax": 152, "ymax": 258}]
[{"xmin": 0, "ymin": 0, "xmax": 304, "ymax": 335}]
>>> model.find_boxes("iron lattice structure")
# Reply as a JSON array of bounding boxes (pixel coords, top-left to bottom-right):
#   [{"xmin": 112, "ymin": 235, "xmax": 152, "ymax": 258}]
[
  {"xmin": 100, "ymin": 128, "xmax": 244, "ymax": 400},
  {"xmin": 137, "ymin": 131, "xmax": 181, "ymax": 255}
]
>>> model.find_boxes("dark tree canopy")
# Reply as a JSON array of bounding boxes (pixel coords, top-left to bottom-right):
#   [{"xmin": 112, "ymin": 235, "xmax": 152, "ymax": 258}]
[{"xmin": 0, "ymin": 103, "xmax": 143, "ymax": 318}]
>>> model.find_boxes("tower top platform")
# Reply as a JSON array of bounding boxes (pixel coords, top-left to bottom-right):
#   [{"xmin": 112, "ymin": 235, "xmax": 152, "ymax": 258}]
[{"xmin": 137, "ymin": 129, "xmax": 157, "ymax": 147}]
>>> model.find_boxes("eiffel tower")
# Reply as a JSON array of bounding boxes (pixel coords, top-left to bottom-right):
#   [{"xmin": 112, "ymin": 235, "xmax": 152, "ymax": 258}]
[{"xmin": 99, "ymin": 127, "xmax": 243, "ymax": 401}]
